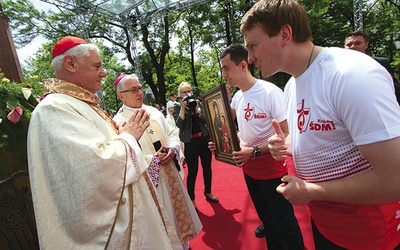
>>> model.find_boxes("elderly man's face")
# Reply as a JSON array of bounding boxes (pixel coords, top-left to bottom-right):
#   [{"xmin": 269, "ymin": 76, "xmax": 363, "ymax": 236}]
[
  {"xmin": 345, "ymin": 35, "xmax": 369, "ymax": 54},
  {"xmin": 74, "ymin": 50, "xmax": 107, "ymax": 93},
  {"xmin": 119, "ymin": 78, "xmax": 144, "ymax": 108}
]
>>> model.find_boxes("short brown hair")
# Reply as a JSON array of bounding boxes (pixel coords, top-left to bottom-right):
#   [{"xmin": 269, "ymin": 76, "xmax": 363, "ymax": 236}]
[
  {"xmin": 220, "ymin": 43, "xmax": 248, "ymax": 66},
  {"xmin": 345, "ymin": 31, "xmax": 369, "ymax": 43},
  {"xmin": 240, "ymin": 0, "xmax": 312, "ymax": 43}
]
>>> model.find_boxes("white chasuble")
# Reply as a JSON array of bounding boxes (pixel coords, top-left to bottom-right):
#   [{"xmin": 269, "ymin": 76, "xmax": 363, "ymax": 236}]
[
  {"xmin": 114, "ymin": 105, "xmax": 202, "ymax": 244},
  {"xmin": 28, "ymin": 79, "xmax": 182, "ymax": 249}
]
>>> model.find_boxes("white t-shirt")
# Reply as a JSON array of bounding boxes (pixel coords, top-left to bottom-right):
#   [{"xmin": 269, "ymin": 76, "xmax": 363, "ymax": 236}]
[
  {"xmin": 285, "ymin": 47, "xmax": 400, "ymax": 182},
  {"xmin": 231, "ymin": 79, "xmax": 286, "ymax": 148},
  {"xmin": 285, "ymin": 47, "xmax": 400, "ymax": 250}
]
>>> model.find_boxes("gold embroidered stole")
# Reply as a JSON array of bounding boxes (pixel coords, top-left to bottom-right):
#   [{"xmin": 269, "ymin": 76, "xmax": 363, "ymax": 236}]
[
  {"xmin": 41, "ymin": 78, "xmax": 118, "ymax": 133},
  {"xmin": 142, "ymin": 111, "xmax": 198, "ymax": 243}
]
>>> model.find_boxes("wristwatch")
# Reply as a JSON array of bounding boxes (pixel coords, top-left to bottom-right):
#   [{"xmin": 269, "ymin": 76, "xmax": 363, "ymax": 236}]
[{"xmin": 253, "ymin": 146, "xmax": 262, "ymax": 158}]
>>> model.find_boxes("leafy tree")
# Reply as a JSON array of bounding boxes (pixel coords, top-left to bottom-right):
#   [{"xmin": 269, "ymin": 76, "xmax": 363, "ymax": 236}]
[
  {"xmin": 3, "ymin": 0, "xmax": 178, "ymax": 106},
  {"xmin": 301, "ymin": 0, "xmax": 400, "ymax": 79},
  {"xmin": 366, "ymin": 0, "xmax": 400, "ymax": 76},
  {"xmin": 171, "ymin": 1, "xmax": 257, "ymax": 90},
  {"xmin": 22, "ymin": 43, "xmax": 55, "ymax": 81},
  {"xmin": 3, "ymin": 0, "xmax": 400, "ymax": 98}
]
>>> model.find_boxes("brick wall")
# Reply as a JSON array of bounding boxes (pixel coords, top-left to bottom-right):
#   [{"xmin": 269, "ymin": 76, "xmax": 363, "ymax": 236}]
[{"xmin": 0, "ymin": 4, "xmax": 24, "ymax": 83}]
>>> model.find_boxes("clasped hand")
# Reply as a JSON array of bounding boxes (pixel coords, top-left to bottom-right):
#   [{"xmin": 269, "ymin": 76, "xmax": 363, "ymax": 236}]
[
  {"xmin": 157, "ymin": 146, "xmax": 175, "ymax": 165},
  {"xmin": 276, "ymin": 175, "xmax": 313, "ymax": 205},
  {"xmin": 118, "ymin": 109, "xmax": 150, "ymax": 141}
]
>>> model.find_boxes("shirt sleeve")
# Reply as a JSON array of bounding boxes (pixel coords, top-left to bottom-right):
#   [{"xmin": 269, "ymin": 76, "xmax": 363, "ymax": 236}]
[
  {"xmin": 334, "ymin": 65, "xmax": 400, "ymax": 145},
  {"xmin": 266, "ymin": 86, "xmax": 286, "ymax": 123}
]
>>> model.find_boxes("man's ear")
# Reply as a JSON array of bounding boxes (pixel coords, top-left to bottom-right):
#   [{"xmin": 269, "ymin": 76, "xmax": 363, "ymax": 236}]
[
  {"xmin": 63, "ymin": 55, "xmax": 76, "ymax": 72},
  {"xmin": 117, "ymin": 92, "xmax": 125, "ymax": 102},
  {"xmin": 280, "ymin": 24, "xmax": 293, "ymax": 47},
  {"xmin": 240, "ymin": 60, "xmax": 248, "ymax": 71}
]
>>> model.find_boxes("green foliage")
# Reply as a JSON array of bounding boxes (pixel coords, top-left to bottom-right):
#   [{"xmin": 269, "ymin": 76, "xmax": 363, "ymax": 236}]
[
  {"xmin": 0, "ymin": 71, "xmax": 44, "ymax": 179},
  {"xmin": 301, "ymin": 0, "xmax": 400, "ymax": 79},
  {"xmin": 301, "ymin": 0, "xmax": 353, "ymax": 47},
  {"xmin": 3, "ymin": 0, "xmax": 400, "ymax": 104},
  {"xmin": 2, "ymin": 0, "xmax": 42, "ymax": 47},
  {"xmin": 23, "ymin": 42, "xmax": 55, "ymax": 80},
  {"xmin": 366, "ymin": 1, "xmax": 400, "ymax": 62},
  {"xmin": 97, "ymin": 42, "xmax": 129, "ymax": 115}
]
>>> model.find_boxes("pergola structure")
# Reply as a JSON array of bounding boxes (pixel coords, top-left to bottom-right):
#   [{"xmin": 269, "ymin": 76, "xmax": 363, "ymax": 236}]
[
  {"xmin": 39, "ymin": 0, "xmax": 366, "ymax": 69},
  {"xmin": 353, "ymin": 0, "xmax": 364, "ymax": 31},
  {"xmin": 39, "ymin": 0, "xmax": 213, "ymax": 30},
  {"xmin": 39, "ymin": 0, "xmax": 212, "ymax": 78},
  {"xmin": 40, "ymin": 0, "xmax": 211, "ymax": 18}
]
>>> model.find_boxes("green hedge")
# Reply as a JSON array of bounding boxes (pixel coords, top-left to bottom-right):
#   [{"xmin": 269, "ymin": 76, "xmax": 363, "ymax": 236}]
[{"xmin": 0, "ymin": 71, "xmax": 44, "ymax": 180}]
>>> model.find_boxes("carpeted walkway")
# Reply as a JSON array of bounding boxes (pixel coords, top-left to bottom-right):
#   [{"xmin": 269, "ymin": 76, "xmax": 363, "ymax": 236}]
[{"xmin": 185, "ymin": 155, "xmax": 315, "ymax": 250}]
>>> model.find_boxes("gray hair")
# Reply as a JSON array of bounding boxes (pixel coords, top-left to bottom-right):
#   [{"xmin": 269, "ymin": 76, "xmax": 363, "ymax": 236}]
[
  {"xmin": 51, "ymin": 43, "xmax": 100, "ymax": 70},
  {"xmin": 116, "ymin": 74, "xmax": 140, "ymax": 93}
]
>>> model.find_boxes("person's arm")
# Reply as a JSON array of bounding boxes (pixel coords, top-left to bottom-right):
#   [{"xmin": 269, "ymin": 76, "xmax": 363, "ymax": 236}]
[
  {"xmin": 166, "ymin": 119, "xmax": 180, "ymax": 150},
  {"xmin": 194, "ymin": 100, "xmax": 207, "ymax": 122},
  {"xmin": 231, "ymin": 108, "xmax": 236, "ymax": 120},
  {"xmin": 233, "ymin": 120, "xmax": 288, "ymax": 166},
  {"xmin": 268, "ymin": 115, "xmax": 400, "ymax": 205},
  {"xmin": 275, "ymin": 136, "xmax": 400, "ymax": 206},
  {"xmin": 160, "ymin": 115, "xmax": 180, "ymax": 165},
  {"xmin": 174, "ymin": 102, "xmax": 187, "ymax": 129},
  {"xmin": 305, "ymin": 137, "xmax": 400, "ymax": 204}
]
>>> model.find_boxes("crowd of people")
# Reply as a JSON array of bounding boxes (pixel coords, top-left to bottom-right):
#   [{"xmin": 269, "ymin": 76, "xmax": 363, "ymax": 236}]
[{"xmin": 26, "ymin": 0, "xmax": 400, "ymax": 249}]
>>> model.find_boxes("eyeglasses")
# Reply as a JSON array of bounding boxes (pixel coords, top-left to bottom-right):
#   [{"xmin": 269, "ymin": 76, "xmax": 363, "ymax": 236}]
[{"xmin": 120, "ymin": 86, "xmax": 143, "ymax": 94}]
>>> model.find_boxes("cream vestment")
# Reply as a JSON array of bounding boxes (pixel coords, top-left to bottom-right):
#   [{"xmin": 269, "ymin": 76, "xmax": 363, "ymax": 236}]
[
  {"xmin": 28, "ymin": 79, "xmax": 182, "ymax": 249},
  {"xmin": 114, "ymin": 105, "xmax": 202, "ymax": 244}
]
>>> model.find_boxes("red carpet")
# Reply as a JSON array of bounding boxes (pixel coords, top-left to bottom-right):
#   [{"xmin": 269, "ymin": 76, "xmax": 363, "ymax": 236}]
[{"xmin": 184, "ymin": 155, "xmax": 315, "ymax": 250}]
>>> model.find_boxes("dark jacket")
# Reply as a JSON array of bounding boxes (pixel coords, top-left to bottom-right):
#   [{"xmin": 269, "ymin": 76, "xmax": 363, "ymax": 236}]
[
  {"xmin": 373, "ymin": 56, "xmax": 400, "ymax": 106},
  {"xmin": 173, "ymin": 101, "xmax": 209, "ymax": 143}
]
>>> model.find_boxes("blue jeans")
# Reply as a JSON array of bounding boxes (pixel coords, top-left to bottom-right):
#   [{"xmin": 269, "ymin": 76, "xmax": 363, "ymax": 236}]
[{"xmin": 244, "ymin": 173, "xmax": 304, "ymax": 250}]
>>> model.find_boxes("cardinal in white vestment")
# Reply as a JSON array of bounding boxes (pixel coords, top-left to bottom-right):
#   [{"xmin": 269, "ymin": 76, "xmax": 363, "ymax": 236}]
[
  {"xmin": 113, "ymin": 74, "xmax": 202, "ymax": 247},
  {"xmin": 27, "ymin": 37, "xmax": 183, "ymax": 249}
]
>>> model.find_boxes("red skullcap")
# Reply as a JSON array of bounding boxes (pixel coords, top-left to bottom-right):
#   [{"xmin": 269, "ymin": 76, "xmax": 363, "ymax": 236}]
[
  {"xmin": 52, "ymin": 36, "xmax": 88, "ymax": 59},
  {"xmin": 114, "ymin": 74, "xmax": 128, "ymax": 87}
]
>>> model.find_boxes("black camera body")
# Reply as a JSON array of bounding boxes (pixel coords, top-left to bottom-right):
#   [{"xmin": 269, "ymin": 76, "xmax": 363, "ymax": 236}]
[{"xmin": 183, "ymin": 93, "xmax": 197, "ymax": 112}]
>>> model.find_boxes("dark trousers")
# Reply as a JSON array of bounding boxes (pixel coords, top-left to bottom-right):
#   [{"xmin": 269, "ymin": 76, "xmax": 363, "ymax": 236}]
[
  {"xmin": 312, "ymin": 220, "xmax": 400, "ymax": 250},
  {"xmin": 184, "ymin": 135, "xmax": 212, "ymax": 201},
  {"xmin": 244, "ymin": 174, "xmax": 304, "ymax": 250}
]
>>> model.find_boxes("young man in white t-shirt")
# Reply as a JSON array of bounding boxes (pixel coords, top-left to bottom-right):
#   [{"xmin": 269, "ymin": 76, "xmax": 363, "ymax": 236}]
[
  {"xmin": 240, "ymin": 0, "xmax": 400, "ymax": 249},
  {"xmin": 212, "ymin": 43, "xmax": 304, "ymax": 249}
]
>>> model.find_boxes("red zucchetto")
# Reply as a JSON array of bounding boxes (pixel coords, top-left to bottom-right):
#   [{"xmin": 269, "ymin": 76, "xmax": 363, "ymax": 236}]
[{"xmin": 52, "ymin": 36, "xmax": 88, "ymax": 59}]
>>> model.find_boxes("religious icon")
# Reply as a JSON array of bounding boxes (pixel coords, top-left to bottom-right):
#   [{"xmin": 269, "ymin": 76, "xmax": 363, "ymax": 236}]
[{"xmin": 201, "ymin": 84, "xmax": 240, "ymax": 165}]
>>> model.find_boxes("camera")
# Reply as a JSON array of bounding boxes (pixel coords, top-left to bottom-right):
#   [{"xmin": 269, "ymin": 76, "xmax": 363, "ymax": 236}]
[{"xmin": 183, "ymin": 93, "xmax": 197, "ymax": 112}]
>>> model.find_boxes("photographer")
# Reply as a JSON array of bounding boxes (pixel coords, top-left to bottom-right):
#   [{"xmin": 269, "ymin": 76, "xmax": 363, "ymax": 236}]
[{"xmin": 173, "ymin": 82, "xmax": 218, "ymax": 210}]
